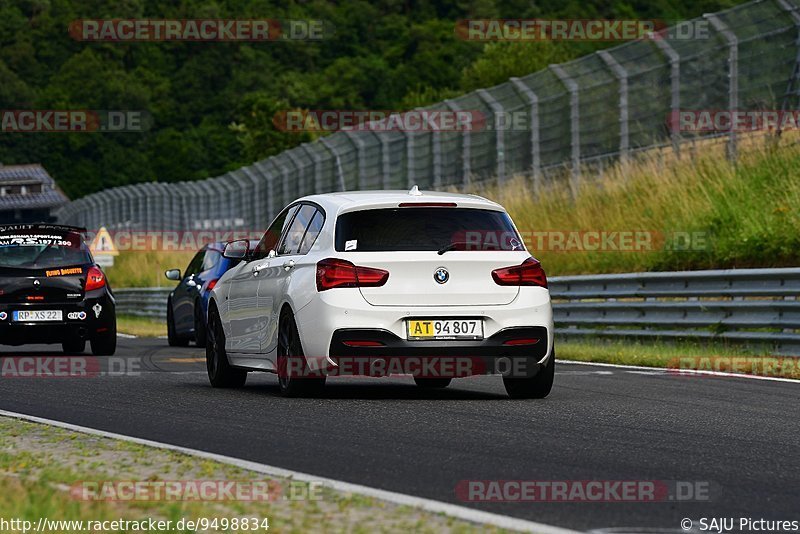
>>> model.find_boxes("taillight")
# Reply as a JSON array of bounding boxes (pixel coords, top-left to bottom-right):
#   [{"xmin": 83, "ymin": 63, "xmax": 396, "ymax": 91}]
[
  {"xmin": 207, "ymin": 279, "xmax": 218, "ymax": 291},
  {"xmin": 316, "ymin": 258, "xmax": 389, "ymax": 291},
  {"xmin": 85, "ymin": 265, "xmax": 106, "ymax": 291},
  {"xmin": 491, "ymin": 257, "xmax": 547, "ymax": 288}
]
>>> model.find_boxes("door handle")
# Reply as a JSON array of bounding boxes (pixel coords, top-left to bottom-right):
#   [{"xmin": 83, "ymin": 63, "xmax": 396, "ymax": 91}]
[
  {"xmin": 282, "ymin": 260, "xmax": 295, "ymax": 271},
  {"xmin": 252, "ymin": 262, "xmax": 269, "ymax": 276}
]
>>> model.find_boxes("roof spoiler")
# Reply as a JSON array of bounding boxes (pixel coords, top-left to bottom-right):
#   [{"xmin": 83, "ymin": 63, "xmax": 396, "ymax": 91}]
[{"xmin": 0, "ymin": 223, "xmax": 88, "ymax": 234}]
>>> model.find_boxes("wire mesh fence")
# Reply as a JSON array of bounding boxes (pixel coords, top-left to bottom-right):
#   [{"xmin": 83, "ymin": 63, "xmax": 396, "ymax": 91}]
[{"xmin": 57, "ymin": 0, "xmax": 800, "ymax": 231}]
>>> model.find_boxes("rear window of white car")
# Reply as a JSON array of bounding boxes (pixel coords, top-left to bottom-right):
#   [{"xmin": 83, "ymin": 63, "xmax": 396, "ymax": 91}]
[{"xmin": 334, "ymin": 207, "xmax": 524, "ymax": 252}]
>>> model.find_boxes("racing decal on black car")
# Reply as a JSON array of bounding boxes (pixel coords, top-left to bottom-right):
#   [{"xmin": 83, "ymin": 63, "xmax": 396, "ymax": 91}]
[{"xmin": 46, "ymin": 267, "xmax": 83, "ymax": 277}]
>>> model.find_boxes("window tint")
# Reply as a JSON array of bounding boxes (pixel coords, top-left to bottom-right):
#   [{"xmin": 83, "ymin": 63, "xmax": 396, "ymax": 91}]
[
  {"xmin": 278, "ymin": 204, "xmax": 317, "ymax": 255},
  {"xmin": 334, "ymin": 208, "xmax": 524, "ymax": 252},
  {"xmin": 253, "ymin": 205, "xmax": 299, "ymax": 260},
  {"xmin": 0, "ymin": 230, "xmax": 90, "ymax": 269},
  {"xmin": 184, "ymin": 251, "xmax": 205, "ymax": 277},
  {"xmin": 298, "ymin": 210, "xmax": 325, "ymax": 255}
]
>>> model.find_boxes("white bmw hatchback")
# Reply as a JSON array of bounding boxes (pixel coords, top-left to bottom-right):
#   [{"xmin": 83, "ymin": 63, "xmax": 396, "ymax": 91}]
[{"xmin": 206, "ymin": 188, "xmax": 554, "ymax": 398}]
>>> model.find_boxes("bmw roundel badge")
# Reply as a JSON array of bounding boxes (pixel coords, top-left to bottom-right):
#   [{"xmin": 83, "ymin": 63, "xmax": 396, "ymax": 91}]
[{"xmin": 434, "ymin": 267, "xmax": 449, "ymax": 284}]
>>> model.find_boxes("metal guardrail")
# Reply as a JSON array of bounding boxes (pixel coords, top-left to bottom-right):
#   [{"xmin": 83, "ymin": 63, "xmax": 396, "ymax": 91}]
[
  {"xmin": 114, "ymin": 287, "xmax": 171, "ymax": 321},
  {"xmin": 549, "ymin": 267, "xmax": 800, "ymax": 355},
  {"xmin": 116, "ymin": 267, "xmax": 800, "ymax": 355}
]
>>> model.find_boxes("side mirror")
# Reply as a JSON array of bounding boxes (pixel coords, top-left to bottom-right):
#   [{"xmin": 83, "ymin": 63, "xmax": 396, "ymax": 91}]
[
  {"xmin": 165, "ymin": 269, "xmax": 181, "ymax": 281},
  {"xmin": 223, "ymin": 239, "xmax": 250, "ymax": 260}
]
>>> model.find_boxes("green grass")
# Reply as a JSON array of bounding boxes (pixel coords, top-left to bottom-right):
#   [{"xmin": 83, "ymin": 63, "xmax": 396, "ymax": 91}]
[
  {"xmin": 474, "ymin": 133, "xmax": 800, "ymax": 275},
  {"xmin": 104, "ymin": 251, "xmax": 193, "ymax": 289},
  {"xmin": 117, "ymin": 315, "xmax": 167, "ymax": 338},
  {"xmin": 0, "ymin": 417, "xmax": 506, "ymax": 533}
]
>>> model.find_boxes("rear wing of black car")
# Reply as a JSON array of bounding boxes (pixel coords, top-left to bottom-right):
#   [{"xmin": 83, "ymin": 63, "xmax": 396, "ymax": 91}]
[{"xmin": 0, "ymin": 223, "xmax": 88, "ymax": 235}]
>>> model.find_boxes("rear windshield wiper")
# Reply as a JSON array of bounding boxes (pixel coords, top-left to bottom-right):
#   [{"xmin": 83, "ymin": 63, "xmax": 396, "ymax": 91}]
[{"xmin": 437, "ymin": 241, "xmax": 470, "ymax": 255}]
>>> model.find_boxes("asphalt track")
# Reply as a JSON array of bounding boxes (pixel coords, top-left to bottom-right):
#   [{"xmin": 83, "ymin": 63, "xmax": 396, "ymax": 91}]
[{"xmin": 0, "ymin": 336, "xmax": 798, "ymax": 533}]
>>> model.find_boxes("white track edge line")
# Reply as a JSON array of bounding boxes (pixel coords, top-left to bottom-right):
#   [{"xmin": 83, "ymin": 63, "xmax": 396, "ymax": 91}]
[
  {"xmin": 0, "ymin": 409, "xmax": 580, "ymax": 534},
  {"xmin": 556, "ymin": 359, "xmax": 800, "ymax": 384}
]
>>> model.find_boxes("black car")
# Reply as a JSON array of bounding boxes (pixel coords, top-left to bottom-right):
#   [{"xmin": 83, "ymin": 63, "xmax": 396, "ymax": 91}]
[
  {"xmin": 164, "ymin": 240, "xmax": 257, "ymax": 347},
  {"xmin": 0, "ymin": 223, "xmax": 116, "ymax": 355}
]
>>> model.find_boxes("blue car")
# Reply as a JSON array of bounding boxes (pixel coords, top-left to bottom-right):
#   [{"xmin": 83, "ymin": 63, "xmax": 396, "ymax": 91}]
[{"xmin": 164, "ymin": 241, "xmax": 258, "ymax": 347}]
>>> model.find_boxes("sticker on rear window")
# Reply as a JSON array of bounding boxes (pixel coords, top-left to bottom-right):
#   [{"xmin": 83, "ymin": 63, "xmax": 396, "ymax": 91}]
[{"xmin": 345, "ymin": 239, "xmax": 358, "ymax": 251}]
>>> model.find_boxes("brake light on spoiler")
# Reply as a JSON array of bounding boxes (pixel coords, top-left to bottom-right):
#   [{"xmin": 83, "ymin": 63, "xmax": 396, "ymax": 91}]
[
  {"xmin": 316, "ymin": 258, "xmax": 389, "ymax": 291},
  {"xmin": 398, "ymin": 202, "xmax": 457, "ymax": 207},
  {"xmin": 492, "ymin": 257, "xmax": 547, "ymax": 288}
]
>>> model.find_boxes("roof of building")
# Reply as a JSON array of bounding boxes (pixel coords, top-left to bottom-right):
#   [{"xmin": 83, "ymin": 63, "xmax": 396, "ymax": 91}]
[{"xmin": 0, "ymin": 164, "xmax": 69, "ymax": 210}]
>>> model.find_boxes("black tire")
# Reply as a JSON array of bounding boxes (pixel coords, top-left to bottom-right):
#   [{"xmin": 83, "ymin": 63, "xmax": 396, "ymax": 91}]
[
  {"xmin": 276, "ymin": 311, "xmax": 325, "ymax": 397},
  {"xmin": 62, "ymin": 337, "xmax": 86, "ymax": 354},
  {"xmin": 413, "ymin": 377, "xmax": 452, "ymax": 389},
  {"xmin": 91, "ymin": 321, "xmax": 117, "ymax": 356},
  {"xmin": 167, "ymin": 298, "xmax": 189, "ymax": 347},
  {"xmin": 503, "ymin": 350, "xmax": 555, "ymax": 399},
  {"xmin": 206, "ymin": 305, "xmax": 247, "ymax": 388},
  {"xmin": 194, "ymin": 301, "xmax": 207, "ymax": 348}
]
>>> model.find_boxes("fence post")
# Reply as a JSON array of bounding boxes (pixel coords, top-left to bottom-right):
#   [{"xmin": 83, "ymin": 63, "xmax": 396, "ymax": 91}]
[
  {"xmin": 108, "ymin": 187, "xmax": 122, "ymax": 228},
  {"xmin": 241, "ymin": 167, "xmax": 263, "ymax": 227},
  {"xmin": 120, "ymin": 186, "xmax": 134, "ymax": 228},
  {"xmin": 476, "ymin": 89, "xmax": 506, "ymax": 185},
  {"xmin": 343, "ymin": 131, "xmax": 364, "ymax": 190},
  {"xmin": 298, "ymin": 143, "xmax": 323, "ymax": 195},
  {"xmin": 286, "ymin": 149, "xmax": 310, "ymax": 198},
  {"xmin": 509, "ymin": 77, "xmax": 541, "ymax": 194},
  {"xmin": 651, "ymin": 35, "xmax": 681, "ymax": 158},
  {"xmin": 319, "ymin": 137, "xmax": 346, "ymax": 191},
  {"xmin": 379, "ymin": 133, "xmax": 392, "ymax": 189},
  {"xmin": 777, "ymin": 0, "xmax": 800, "ymax": 124},
  {"xmin": 549, "ymin": 64, "xmax": 581, "ymax": 195},
  {"xmin": 274, "ymin": 158, "xmax": 293, "ymax": 207},
  {"xmin": 705, "ymin": 13, "xmax": 738, "ymax": 163},
  {"xmin": 431, "ymin": 114, "xmax": 443, "ymax": 188},
  {"xmin": 402, "ymin": 112, "xmax": 417, "ymax": 188},
  {"xmin": 253, "ymin": 160, "xmax": 275, "ymax": 221},
  {"xmin": 597, "ymin": 50, "xmax": 630, "ymax": 164},
  {"xmin": 444, "ymin": 99, "xmax": 470, "ymax": 187}
]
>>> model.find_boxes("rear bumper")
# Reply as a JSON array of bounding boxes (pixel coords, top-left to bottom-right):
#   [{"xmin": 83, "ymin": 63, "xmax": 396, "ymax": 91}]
[
  {"xmin": 0, "ymin": 292, "xmax": 115, "ymax": 346},
  {"xmin": 326, "ymin": 326, "xmax": 549, "ymax": 378},
  {"xmin": 293, "ymin": 285, "xmax": 554, "ymax": 369}
]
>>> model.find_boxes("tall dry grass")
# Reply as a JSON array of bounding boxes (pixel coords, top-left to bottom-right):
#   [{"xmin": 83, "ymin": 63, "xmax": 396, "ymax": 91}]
[{"xmin": 472, "ymin": 134, "xmax": 800, "ymax": 275}]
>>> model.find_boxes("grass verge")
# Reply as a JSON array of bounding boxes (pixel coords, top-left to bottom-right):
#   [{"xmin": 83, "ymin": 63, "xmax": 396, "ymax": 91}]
[
  {"xmin": 0, "ymin": 416, "xmax": 506, "ymax": 533},
  {"xmin": 557, "ymin": 339, "xmax": 800, "ymax": 380},
  {"xmin": 117, "ymin": 315, "xmax": 167, "ymax": 338}
]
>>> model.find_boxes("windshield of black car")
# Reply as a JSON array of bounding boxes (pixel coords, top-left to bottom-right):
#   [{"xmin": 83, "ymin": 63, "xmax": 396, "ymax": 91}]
[
  {"xmin": 334, "ymin": 207, "xmax": 525, "ymax": 252},
  {"xmin": 0, "ymin": 232, "xmax": 91, "ymax": 268}
]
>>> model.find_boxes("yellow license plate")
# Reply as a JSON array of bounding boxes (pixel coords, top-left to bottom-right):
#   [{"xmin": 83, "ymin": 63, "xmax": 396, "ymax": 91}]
[{"xmin": 407, "ymin": 319, "xmax": 483, "ymax": 340}]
